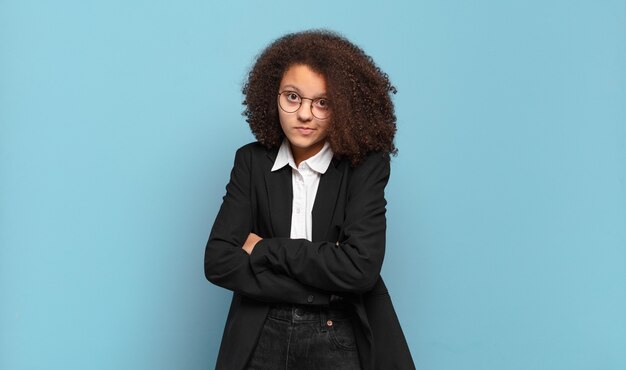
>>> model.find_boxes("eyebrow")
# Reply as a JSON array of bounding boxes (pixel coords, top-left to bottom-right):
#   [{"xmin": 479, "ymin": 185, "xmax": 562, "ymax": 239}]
[{"xmin": 280, "ymin": 84, "xmax": 328, "ymax": 99}]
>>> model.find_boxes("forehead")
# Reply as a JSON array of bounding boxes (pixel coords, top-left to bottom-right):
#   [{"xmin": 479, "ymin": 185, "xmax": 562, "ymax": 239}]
[{"xmin": 280, "ymin": 64, "xmax": 327, "ymax": 95}]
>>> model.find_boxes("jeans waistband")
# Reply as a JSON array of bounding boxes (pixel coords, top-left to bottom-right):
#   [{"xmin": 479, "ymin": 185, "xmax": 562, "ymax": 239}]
[{"xmin": 268, "ymin": 303, "xmax": 354, "ymax": 324}]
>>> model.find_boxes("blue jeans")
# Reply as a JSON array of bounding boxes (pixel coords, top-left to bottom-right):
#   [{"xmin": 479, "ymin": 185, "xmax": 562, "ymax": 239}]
[{"xmin": 245, "ymin": 303, "xmax": 361, "ymax": 370}]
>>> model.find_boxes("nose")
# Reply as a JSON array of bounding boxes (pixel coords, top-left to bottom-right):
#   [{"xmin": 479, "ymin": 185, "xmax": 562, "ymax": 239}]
[{"xmin": 296, "ymin": 100, "xmax": 313, "ymax": 121}]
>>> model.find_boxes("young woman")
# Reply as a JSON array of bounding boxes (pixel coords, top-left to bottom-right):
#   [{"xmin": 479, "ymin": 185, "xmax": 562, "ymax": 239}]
[{"xmin": 205, "ymin": 30, "xmax": 414, "ymax": 370}]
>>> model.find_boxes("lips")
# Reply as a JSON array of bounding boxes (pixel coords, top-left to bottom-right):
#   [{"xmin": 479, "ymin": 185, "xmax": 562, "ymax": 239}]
[{"xmin": 296, "ymin": 127, "xmax": 315, "ymax": 135}]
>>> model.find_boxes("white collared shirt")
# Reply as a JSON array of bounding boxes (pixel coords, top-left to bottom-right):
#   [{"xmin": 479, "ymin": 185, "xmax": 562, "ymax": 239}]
[{"xmin": 271, "ymin": 140, "xmax": 334, "ymax": 241}]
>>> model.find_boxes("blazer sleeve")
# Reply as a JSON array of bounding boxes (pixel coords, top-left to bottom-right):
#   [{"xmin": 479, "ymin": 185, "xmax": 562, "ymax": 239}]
[
  {"xmin": 249, "ymin": 152, "xmax": 390, "ymax": 294},
  {"xmin": 204, "ymin": 145, "xmax": 330, "ymax": 306}
]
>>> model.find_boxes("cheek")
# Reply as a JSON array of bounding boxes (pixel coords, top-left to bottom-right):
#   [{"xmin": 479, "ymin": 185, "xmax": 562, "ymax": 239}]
[
  {"xmin": 278, "ymin": 111, "xmax": 289, "ymax": 130},
  {"xmin": 319, "ymin": 121, "xmax": 331, "ymax": 136}
]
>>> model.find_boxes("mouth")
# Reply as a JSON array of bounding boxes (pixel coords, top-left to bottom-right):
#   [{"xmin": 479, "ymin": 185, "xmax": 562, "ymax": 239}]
[{"xmin": 295, "ymin": 127, "xmax": 315, "ymax": 135}]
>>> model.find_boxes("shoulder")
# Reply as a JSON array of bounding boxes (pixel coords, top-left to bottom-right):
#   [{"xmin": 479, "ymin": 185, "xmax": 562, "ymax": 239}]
[
  {"xmin": 347, "ymin": 151, "xmax": 391, "ymax": 177},
  {"xmin": 336, "ymin": 151, "xmax": 391, "ymax": 194},
  {"xmin": 232, "ymin": 141, "xmax": 275, "ymax": 163},
  {"xmin": 231, "ymin": 142, "xmax": 279, "ymax": 174},
  {"xmin": 361, "ymin": 151, "xmax": 391, "ymax": 167},
  {"xmin": 234, "ymin": 141, "xmax": 267, "ymax": 156}
]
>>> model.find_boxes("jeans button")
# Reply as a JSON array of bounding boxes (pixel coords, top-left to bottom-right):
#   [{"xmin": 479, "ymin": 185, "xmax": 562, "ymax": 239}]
[{"xmin": 294, "ymin": 308, "xmax": 304, "ymax": 317}]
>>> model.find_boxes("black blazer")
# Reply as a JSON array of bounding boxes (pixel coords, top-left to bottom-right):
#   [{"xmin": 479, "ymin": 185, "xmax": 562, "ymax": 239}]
[{"xmin": 205, "ymin": 142, "xmax": 415, "ymax": 370}]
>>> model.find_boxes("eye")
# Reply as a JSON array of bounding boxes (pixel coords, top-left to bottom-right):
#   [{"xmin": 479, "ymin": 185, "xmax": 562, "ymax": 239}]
[
  {"xmin": 286, "ymin": 92, "xmax": 300, "ymax": 102},
  {"xmin": 314, "ymin": 98, "xmax": 329, "ymax": 109}
]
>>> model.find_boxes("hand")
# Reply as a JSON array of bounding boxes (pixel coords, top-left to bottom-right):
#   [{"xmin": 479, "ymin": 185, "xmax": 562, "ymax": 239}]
[{"xmin": 242, "ymin": 232, "xmax": 262, "ymax": 255}]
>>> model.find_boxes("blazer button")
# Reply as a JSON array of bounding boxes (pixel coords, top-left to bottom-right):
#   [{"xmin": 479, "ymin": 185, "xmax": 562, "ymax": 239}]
[{"xmin": 307, "ymin": 295, "xmax": 314, "ymax": 303}]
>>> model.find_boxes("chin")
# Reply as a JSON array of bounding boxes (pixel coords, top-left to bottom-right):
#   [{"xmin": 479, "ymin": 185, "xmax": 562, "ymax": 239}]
[{"xmin": 289, "ymin": 137, "xmax": 321, "ymax": 150}]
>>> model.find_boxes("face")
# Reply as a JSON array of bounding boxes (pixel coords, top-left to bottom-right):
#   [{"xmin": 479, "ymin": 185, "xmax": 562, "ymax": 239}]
[{"xmin": 277, "ymin": 64, "xmax": 331, "ymax": 163}]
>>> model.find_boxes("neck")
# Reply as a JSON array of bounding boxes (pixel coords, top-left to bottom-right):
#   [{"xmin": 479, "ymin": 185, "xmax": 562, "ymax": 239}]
[{"xmin": 290, "ymin": 141, "xmax": 325, "ymax": 167}]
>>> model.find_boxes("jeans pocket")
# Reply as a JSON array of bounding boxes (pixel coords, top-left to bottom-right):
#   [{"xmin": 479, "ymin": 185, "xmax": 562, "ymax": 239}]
[{"xmin": 328, "ymin": 319, "xmax": 357, "ymax": 351}]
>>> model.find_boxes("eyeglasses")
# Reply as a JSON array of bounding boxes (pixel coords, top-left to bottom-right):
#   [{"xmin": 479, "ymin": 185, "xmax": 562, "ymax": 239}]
[{"xmin": 277, "ymin": 91, "xmax": 331, "ymax": 120}]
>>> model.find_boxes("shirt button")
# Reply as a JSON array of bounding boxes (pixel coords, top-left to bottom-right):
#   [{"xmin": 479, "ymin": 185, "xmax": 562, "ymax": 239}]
[{"xmin": 307, "ymin": 295, "xmax": 314, "ymax": 303}]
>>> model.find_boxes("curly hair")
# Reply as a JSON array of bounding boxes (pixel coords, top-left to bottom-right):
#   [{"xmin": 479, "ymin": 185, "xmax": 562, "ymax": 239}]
[{"xmin": 242, "ymin": 29, "xmax": 397, "ymax": 165}]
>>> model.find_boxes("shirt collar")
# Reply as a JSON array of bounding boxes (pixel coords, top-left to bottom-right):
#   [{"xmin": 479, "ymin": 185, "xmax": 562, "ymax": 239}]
[
  {"xmin": 271, "ymin": 139, "xmax": 334, "ymax": 174},
  {"xmin": 271, "ymin": 139, "xmax": 296, "ymax": 172}
]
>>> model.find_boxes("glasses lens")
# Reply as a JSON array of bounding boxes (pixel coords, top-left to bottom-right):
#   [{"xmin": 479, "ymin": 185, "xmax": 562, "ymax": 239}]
[
  {"xmin": 311, "ymin": 98, "xmax": 330, "ymax": 119},
  {"xmin": 278, "ymin": 92, "xmax": 300, "ymax": 113}
]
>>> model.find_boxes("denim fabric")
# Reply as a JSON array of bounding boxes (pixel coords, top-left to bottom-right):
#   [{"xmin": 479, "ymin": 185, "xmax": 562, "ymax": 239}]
[{"xmin": 244, "ymin": 303, "xmax": 361, "ymax": 370}]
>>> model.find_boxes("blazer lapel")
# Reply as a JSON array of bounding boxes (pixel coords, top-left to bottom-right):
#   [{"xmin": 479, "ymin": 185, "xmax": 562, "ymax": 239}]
[
  {"xmin": 264, "ymin": 150, "xmax": 293, "ymax": 238},
  {"xmin": 312, "ymin": 159, "xmax": 344, "ymax": 242}
]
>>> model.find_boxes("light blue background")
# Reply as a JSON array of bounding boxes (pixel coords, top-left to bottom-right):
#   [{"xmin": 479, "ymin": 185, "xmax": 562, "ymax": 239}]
[{"xmin": 1, "ymin": 1, "xmax": 625, "ymax": 369}]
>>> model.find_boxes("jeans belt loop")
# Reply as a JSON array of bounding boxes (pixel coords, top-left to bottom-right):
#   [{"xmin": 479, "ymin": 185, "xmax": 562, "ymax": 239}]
[{"xmin": 319, "ymin": 309, "xmax": 328, "ymax": 332}]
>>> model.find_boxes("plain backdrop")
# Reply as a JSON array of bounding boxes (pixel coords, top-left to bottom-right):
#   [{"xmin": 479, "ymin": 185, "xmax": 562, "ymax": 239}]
[{"xmin": 1, "ymin": 1, "xmax": 625, "ymax": 369}]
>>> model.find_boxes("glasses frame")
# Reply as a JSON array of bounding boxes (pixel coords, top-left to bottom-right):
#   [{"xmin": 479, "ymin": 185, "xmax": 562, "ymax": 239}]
[{"xmin": 277, "ymin": 91, "xmax": 330, "ymax": 120}]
